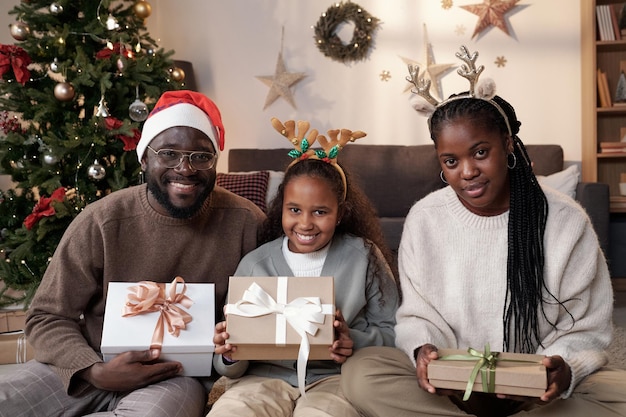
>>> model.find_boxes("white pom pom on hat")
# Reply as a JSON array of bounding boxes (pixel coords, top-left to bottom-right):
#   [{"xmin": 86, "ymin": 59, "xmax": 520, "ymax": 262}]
[{"xmin": 136, "ymin": 90, "xmax": 225, "ymax": 163}]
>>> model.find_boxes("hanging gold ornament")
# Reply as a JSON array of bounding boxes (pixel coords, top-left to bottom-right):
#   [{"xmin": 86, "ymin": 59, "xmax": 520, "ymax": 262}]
[
  {"xmin": 54, "ymin": 82, "xmax": 75, "ymax": 101},
  {"xmin": 9, "ymin": 22, "xmax": 30, "ymax": 41},
  {"xmin": 170, "ymin": 67, "xmax": 185, "ymax": 82},
  {"xmin": 134, "ymin": 1, "xmax": 152, "ymax": 19}
]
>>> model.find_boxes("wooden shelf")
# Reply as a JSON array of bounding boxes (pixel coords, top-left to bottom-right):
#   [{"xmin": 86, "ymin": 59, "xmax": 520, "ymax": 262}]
[{"xmin": 611, "ymin": 196, "xmax": 626, "ymax": 212}]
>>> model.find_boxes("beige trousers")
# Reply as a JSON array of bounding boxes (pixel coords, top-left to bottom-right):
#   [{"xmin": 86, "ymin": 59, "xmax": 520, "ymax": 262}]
[
  {"xmin": 206, "ymin": 375, "xmax": 360, "ymax": 417},
  {"xmin": 341, "ymin": 346, "xmax": 626, "ymax": 417}
]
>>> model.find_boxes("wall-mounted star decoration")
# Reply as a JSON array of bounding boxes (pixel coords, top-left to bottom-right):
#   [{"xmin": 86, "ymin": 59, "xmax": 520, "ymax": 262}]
[
  {"xmin": 256, "ymin": 51, "xmax": 306, "ymax": 110},
  {"xmin": 495, "ymin": 56, "xmax": 507, "ymax": 67},
  {"xmin": 460, "ymin": 0, "xmax": 521, "ymax": 39},
  {"xmin": 400, "ymin": 24, "xmax": 454, "ymax": 99},
  {"xmin": 379, "ymin": 70, "xmax": 391, "ymax": 81},
  {"xmin": 455, "ymin": 24, "xmax": 467, "ymax": 36}
]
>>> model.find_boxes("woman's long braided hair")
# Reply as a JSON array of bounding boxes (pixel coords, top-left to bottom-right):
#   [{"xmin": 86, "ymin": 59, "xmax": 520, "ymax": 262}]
[{"xmin": 429, "ymin": 95, "xmax": 569, "ymax": 353}]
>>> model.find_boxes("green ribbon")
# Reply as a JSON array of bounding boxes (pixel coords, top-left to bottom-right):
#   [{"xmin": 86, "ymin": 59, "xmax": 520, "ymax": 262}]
[{"xmin": 438, "ymin": 345, "xmax": 542, "ymax": 401}]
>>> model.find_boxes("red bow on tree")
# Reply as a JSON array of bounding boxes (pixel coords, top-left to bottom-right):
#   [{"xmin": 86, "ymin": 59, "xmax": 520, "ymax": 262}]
[
  {"xmin": 0, "ymin": 44, "xmax": 32, "ymax": 85},
  {"xmin": 24, "ymin": 187, "xmax": 66, "ymax": 230},
  {"xmin": 104, "ymin": 117, "xmax": 141, "ymax": 151},
  {"xmin": 95, "ymin": 43, "xmax": 122, "ymax": 60}
]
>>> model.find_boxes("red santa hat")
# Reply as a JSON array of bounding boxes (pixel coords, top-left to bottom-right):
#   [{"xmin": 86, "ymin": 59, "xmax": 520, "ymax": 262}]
[{"xmin": 136, "ymin": 90, "xmax": 225, "ymax": 163}]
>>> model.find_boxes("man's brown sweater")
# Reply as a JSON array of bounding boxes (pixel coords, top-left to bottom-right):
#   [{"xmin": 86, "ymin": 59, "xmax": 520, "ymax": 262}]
[{"xmin": 25, "ymin": 184, "xmax": 265, "ymax": 394}]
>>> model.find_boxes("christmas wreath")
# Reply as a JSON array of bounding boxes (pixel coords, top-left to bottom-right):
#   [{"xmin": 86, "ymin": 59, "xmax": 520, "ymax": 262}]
[{"xmin": 313, "ymin": 2, "xmax": 380, "ymax": 64}]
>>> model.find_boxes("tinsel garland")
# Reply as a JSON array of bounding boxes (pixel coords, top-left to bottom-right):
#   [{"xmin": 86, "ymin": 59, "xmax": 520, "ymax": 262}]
[{"xmin": 313, "ymin": 2, "xmax": 380, "ymax": 64}]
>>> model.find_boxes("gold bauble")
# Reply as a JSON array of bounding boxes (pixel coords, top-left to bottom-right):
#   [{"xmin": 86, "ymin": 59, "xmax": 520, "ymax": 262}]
[
  {"xmin": 10, "ymin": 22, "xmax": 30, "ymax": 41},
  {"xmin": 54, "ymin": 82, "xmax": 75, "ymax": 102},
  {"xmin": 134, "ymin": 1, "xmax": 152, "ymax": 19},
  {"xmin": 170, "ymin": 67, "xmax": 185, "ymax": 82}
]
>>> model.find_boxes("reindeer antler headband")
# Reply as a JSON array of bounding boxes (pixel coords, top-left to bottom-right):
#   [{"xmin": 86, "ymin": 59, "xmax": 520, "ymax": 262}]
[
  {"xmin": 271, "ymin": 117, "xmax": 366, "ymax": 201},
  {"xmin": 407, "ymin": 45, "xmax": 512, "ymax": 137}
]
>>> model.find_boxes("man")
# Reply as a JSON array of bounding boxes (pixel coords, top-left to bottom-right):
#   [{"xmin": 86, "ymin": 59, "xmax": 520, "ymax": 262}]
[{"xmin": 0, "ymin": 91, "xmax": 266, "ymax": 417}]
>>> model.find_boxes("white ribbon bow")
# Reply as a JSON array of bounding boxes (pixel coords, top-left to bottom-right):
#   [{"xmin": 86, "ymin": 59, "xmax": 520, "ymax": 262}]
[{"xmin": 225, "ymin": 277, "xmax": 334, "ymax": 397}]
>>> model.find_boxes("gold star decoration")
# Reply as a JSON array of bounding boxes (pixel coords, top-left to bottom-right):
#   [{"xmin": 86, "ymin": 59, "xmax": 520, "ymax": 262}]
[
  {"xmin": 379, "ymin": 70, "xmax": 391, "ymax": 81},
  {"xmin": 460, "ymin": 0, "xmax": 521, "ymax": 39},
  {"xmin": 256, "ymin": 51, "xmax": 307, "ymax": 110},
  {"xmin": 442, "ymin": 0, "xmax": 453, "ymax": 10},
  {"xmin": 495, "ymin": 56, "xmax": 507, "ymax": 67},
  {"xmin": 400, "ymin": 24, "xmax": 454, "ymax": 99}
]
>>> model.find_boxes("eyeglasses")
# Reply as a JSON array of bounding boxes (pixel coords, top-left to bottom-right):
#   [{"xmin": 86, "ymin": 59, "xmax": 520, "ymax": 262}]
[{"xmin": 146, "ymin": 146, "xmax": 217, "ymax": 171}]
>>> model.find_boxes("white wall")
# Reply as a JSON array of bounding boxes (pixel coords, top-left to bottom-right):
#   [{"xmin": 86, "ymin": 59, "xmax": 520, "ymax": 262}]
[
  {"xmin": 147, "ymin": 0, "xmax": 583, "ymax": 172},
  {"xmin": 1, "ymin": 1, "xmax": 583, "ymax": 175}
]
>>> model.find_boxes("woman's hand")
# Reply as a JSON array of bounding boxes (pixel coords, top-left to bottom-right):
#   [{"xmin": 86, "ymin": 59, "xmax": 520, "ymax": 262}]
[
  {"xmin": 416, "ymin": 343, "xmax": 440, "ymax": 393},
  {"xmin": 329, "ymin": 309, "xmax": 354, "ymax": 363},
  {"xmin": 540, "ymin": 355, "xmax": 571, "ymax": 402},
  {"xmin": 213, "ymin": 320, "xmax": 236, "ymax": 361}
]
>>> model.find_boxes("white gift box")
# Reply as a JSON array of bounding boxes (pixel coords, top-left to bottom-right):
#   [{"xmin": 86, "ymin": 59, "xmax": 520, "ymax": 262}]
[{"xmin": 101, "ymin": 280, "xmax": 215, "ymax": 376}]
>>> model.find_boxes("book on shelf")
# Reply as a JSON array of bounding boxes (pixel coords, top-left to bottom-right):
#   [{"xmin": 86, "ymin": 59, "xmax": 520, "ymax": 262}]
[
  {"xmin": 597, "ymin": 68, "xmax": 612, "ymax": 107},
  {"xmin": 597, "ymin": 5, "xmax": 616, "ymax": 41},
  {"xmin": 599, "ymin": 141, "xmax": 626, "ymax": 153},
  {"xmin": 610, "ymin": 3, "xmax": 622, "ymax": 40}
]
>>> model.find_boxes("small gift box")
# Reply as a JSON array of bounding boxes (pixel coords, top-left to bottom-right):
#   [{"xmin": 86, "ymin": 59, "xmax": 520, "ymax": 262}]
[
  {"xmin": 101, "ymin": 277, "xmax": 215, "ymax": 376},
  {"xmin": 429, "ymin": 347, "xmax": 547, "ymax": 399},
  {"xmin": 0, "ymin": 330, "xmax": 34, "ymax": 364},
  {"xmin": 0, "ymin": 309, "xmax": 28, "ymax": 333},
  {"xmin": 225, "ymin": 276, "xmax": 335, "ymax": 360}
]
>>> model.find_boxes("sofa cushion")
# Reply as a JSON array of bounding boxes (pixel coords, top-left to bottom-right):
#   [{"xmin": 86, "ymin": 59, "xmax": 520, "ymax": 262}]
[{"xmin": 216, "ymin": 171, "xmax": 270, "ymax": 212}]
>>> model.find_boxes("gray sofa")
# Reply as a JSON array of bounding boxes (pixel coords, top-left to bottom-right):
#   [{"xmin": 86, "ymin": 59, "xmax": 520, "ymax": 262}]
[{"xmin": 228, "ymin": 144, "xmax": 610, "ymax": 259}]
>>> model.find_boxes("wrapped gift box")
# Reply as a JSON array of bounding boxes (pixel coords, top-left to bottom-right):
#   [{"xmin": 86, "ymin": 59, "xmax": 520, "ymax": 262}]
[
  {"xmin": 429, "ymin": 349, "xmax": 547, "ymax": 398},
  {"xmin": 0, "ymin": 309, "xmax": 28, "ymax": 333},
  {"xmin": 226, "ymin": 276, "xmax": 334, "ymax": 360},
  {"xmin": 0, "ymin": 330, "xmax": 34, "ymax": 364},
  {"xmin": 101, "ymin": 280, "xmax": 215, "ymax": 376}
]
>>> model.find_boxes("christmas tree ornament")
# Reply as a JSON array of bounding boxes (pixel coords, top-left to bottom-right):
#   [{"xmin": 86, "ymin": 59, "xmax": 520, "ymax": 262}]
[
  {"xmin": 313, "ymin": 2, "xmax": 380, "ymax": 63},
  {"xmin": 9, "ymin": 22, "xmax": 30, "ymax": 41},
  {"xmin": 43, "ymin": 151, "xmax": 58, "ymax": 165},
  {"xmin": 256, "ymin": 28, "xmax": 306, "ymax": 110},
  {"xmin": 106, "ymin": 14, "xmax": 120, "ymax": 30},
  {"xmin": 54, "ymin": 82, "xmax": 75, "ymax": 101},
  {"xmin": 460, "ymin": 0, "xmax": 521, "ymax": 39},
  {"xmin": 117, "ymin": 57, "xmax": 125, "ymax": 72},
  {"xmin": 49, "ymin": 3, "xmax": 64, "ymax": 15},
  {"xmin": 95, "ymin": 95, "xmax": 110, "ymax": 117},
  {"xmin": 170, "ymin": 66, "xmax": 185, "ymax": 82},
  {"xmin": 134, "ymin": 1, "xmax": 152, "ymax": 19},
  {"xmin": 146, "ymin": 48, "xmax": 155, "ymax": 56},
  {"xmin": 129, "ymin": 87, "xmax": 149, "ymax": 122},
  {"xmin": 87, "ymin": 159, "xmax": 106, "ymax": 180},
  {"xmin": 400, "ymin": 24, "xmax": 454, "ymax": 99},
  {"xmin": 50, "ymin": 58, "xmax": 60, "ymax": 73}
]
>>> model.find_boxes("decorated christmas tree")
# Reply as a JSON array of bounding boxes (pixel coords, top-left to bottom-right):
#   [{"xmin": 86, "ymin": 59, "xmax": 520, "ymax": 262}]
[{"xmin": 0, "ymin": 0, "xmax": 187, "ymax": 307}]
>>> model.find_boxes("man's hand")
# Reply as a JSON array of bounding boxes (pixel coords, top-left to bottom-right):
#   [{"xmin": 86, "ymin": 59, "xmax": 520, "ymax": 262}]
[
  {"xmin": 329, "ymin": 309, "xmax": 354, "ymax": 363},
  {"xmin": 80, "ymin": 349, "xmax": 182, "ymax": 391}
]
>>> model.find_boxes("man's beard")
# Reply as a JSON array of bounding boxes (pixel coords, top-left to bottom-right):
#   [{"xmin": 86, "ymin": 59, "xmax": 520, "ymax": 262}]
[{"xmin": 146, "ymin": 176, "xmax": 213, "ymax": 219}]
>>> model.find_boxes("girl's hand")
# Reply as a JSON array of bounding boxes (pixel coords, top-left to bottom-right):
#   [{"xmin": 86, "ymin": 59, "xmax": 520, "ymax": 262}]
[
  {"xmin": 213, "ymin": 320, "xmax": 236, "ymax": 360},
  {"xmin": 329, "ymin": 309, "xmax": 354, "ymax": 363}
]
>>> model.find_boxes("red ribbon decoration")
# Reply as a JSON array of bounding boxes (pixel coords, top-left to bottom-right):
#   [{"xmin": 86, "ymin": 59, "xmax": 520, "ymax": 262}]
[
  {"xmin": 122, "ymin": 276, "xmax": 194, "ymax": 350},
  {"xmin": 0, "ymin": 44, "xmax": 32, "ymax": 86}
]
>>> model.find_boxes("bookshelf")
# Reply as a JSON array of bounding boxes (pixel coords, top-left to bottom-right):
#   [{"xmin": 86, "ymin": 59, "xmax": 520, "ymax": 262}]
[{"xmin": 582, "ymin": 0, "xmax": 626, "ymax": 212}]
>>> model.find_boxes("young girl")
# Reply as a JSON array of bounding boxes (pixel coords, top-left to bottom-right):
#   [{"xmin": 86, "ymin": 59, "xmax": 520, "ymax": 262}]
[
  {"xmin": 208, "ymin": 121, "xmax": 400, "ymax": 417},
  {"xmin": 341, "ymin": 46, "xmax": 626, "ymax": 417}
]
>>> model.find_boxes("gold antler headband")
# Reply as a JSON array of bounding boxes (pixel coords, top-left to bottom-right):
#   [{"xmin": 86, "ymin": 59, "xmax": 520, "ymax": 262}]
[
  {"xmin": 271, "ymin": 117, "xmax": 366, "ymax": 201},
  {"xmin": 407, "ymin": 45, "xmax": 512, "ymax": 136}
]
